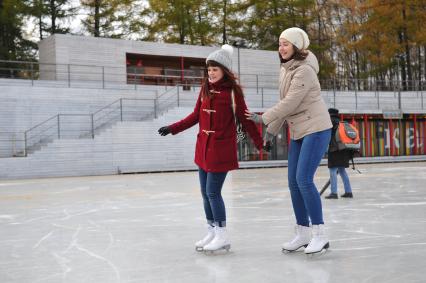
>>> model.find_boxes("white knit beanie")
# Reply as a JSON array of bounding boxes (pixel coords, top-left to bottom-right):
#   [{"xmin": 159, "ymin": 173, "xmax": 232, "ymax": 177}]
[
  {"xmin": 279, "ymin": 27, "xmax": 310, "ymax": 50},
  {"xmin": 206, "ymin": 44, "xmax": 233, "ymax": 71}
]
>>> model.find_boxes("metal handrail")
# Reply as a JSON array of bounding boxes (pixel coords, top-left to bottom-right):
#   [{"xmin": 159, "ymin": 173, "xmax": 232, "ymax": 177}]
[
  {"xmin": 8, "ymin": 73, "xmax": 425, "ymax": 158},
  {"xmin": 2, "ymin": 59, "xmax": 425, "ymax": 93},
  {"xmin": 157, "ymin": 85, "xmax": 179, "ymax": 99},
  {"xmin": 24, "ymin": 114, "xmax": 58, "ymax": 134},
  {"xmin": 20, "ymin": 92, "xmax": 178, "ymax": 156},
  {"xmin": 93, "ymin": 108, "xmax": 120, "ymax": 124},
  {"xmin": 26, "ymin": 123, "xmax": 57, "ymax": 140},
  {"xmin": 92, "ymin": 99, "xmax": 121, "ymax": 116},
  {"xmin": 93, "ymin": 111, "xmax": 116, "ymax": 123},
  {"xmin": 0, "ymin": 59, "xmax": 39, "ymax": 64}
]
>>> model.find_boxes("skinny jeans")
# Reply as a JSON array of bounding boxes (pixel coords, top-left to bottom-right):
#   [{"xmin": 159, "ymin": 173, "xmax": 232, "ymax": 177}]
[
  {"xmin": 198, "ymin": 168, "xmax": 228, "ymax": 227},
  {"xmin": 287, "ymin": 129, "xmax": 331, "ymax": 226}
]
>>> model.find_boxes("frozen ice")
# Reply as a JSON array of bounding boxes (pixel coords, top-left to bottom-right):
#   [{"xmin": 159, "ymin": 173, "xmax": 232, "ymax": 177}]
[{"xmin": 0, "ymin": 162, "xmax": 425, "ymax": 282}]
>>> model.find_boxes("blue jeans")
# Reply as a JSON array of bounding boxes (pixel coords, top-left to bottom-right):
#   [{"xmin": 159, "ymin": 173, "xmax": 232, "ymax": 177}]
[
  {"xmin": 288, "ymin": 129, "xmax": 331, "ymax": 226},
  {"xmin": 198, "ymin": 168, "xmax": 228, "ymax": 227},
  {"xmin": 329, "ymin": 167, "xmax": 352, "ymax": 194}
]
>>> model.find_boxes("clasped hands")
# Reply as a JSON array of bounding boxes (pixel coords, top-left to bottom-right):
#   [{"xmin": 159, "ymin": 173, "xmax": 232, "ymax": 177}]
[
  {"xmin": 244, "ymin": 110, "xmax": 263, "ymax": 125},
  {"xmin": 244, "ymin": 111, "xmax": 274, "ymax": 152}
]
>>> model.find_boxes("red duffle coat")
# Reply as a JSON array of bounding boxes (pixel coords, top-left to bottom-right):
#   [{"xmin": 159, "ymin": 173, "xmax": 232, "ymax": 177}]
[{"xmin": 168, "ymin": 80, "xmax": 263, "ymax": 172}]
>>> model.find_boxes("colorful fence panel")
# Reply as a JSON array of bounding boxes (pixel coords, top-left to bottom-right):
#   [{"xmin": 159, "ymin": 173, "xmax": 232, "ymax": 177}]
[{"xmin": 237, "ymin": 114, "xmax": 426, "ymax": 161}]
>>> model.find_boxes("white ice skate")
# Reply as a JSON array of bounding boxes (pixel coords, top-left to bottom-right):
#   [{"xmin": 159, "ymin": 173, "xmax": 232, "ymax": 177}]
[
  {"xmin": 195, "ymin": 225, "xmax": 215, "ymax": 252},
  {"xmin": 282, "ymin": 225, "xmax": 312, "ymax": 252},
  {"xmin": 203, "ymin": 227, "xmax": 231, "ymax": 253},
  {"xmin": 304, "ymin": 224, "xmax": 329, "ymax": 255}
]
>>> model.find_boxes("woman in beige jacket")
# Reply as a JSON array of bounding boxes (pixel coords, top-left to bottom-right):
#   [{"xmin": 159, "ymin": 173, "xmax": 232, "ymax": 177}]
[{"xmin": 246, "ymin": 27, "xmax": 332, "ymax": 254}]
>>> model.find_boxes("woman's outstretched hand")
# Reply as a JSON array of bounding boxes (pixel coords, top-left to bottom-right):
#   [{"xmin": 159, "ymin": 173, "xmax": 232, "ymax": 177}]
[
  {"xmin": 245, "ymin": 110, "xmax": 263, "ymax": 124},
  {"xmin": 158, "ymin": 126, "xmax": 171, "ymax": 136}
]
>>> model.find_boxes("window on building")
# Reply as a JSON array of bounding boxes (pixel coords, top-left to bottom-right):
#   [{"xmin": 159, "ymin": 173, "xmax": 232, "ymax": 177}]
[{"xmin": 126, "ymin": 53, "xmax": 205, "ymax": 87}]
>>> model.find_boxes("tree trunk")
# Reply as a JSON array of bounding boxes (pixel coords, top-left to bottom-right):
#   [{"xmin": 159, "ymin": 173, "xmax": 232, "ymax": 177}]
[
  {"xmin": 222, "ymin": 0, "xmax": 227, "ymax": 44},
  {"xmin": 424, "ymin": 46, "xmax": 426, "ymax": 90},
  {"xmin": 0, "ymin": 0, "xmax": 4, "ymax": 49},
  {"xmin": 197, "ymin": 8, "xmax": 204, "ymax": 46},
  {"xmin": 272, "ymin": 0, "xmax": 279, "ymax": 37},
  {"xmin": 94, "ymin": 0, "xmax": 100, "ymax": 37},
  {"xmin": 50, "ymin": 0, "xmax": 56, "ymax": 34},
  {"xmin": 289, "ymin": 5, "xmax": 295, "ymax": 26},
  {"xmin": 34, "ymin": 0, "xmax": 43, "ymax": 40},
  {"xmin": 355, "ymin": 50, "xmax": 360, "ymax": 90},
  {"xmin": 186, "ymin": 7, "xmax": 194, "ymax": 45},
  {"xmin": 402, "ymin": 6, "xmax": 412, "ymax": 90},
  {"xmin": 398, "ymin": 31, "xmax": 407, "ymax": 90},
  {"xmin": 353, "ymin": 34, "xmax": 360, "ymax": 90},
  {"xmin": 38, "ymin": 15, "xmax": 43, "ymax": 40},
  {"xmin": 317, "ymin": 7, "xmax": 322, "ymax": 76},
  {"xmin": 177, "ymin": 1, "xmax": 185, "ymax": 44},
  {"xmin": 417, "ymin": 46, "xmax": 421, "ymax": 89}
]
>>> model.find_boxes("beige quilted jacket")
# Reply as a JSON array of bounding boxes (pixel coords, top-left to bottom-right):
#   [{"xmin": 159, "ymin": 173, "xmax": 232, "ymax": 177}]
[{"xmin": 262, "ymin": 51, "xmax": 332, "ymax": 140}]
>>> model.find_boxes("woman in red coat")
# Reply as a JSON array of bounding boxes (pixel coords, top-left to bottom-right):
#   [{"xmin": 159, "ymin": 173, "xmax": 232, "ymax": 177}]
[{"xmin": 158, "ymin": 44, "xmax": 267, "ymax": 253}]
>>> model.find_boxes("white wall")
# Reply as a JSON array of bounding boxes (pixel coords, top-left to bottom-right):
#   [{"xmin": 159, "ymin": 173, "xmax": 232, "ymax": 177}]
[{"xmin": 37, "ymin": 34, "xmax": 280, "ymax": 85}]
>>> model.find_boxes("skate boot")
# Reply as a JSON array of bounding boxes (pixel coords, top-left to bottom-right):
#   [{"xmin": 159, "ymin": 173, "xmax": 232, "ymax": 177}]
[
  {"xmin": 325, "ymin": 193, "xmax": 338, "ymax": 199},
  {"xmin": 304, "ymin": 224, "xmax": 329, "ymax": 255},
  {"xmin": 195, "ymin": 225, "xmax": 215, "ymax": 251},
  {"xmin": 203, "ymin": 227, "xmax": 231, "ymax": 253},
  {"xmin": 282, "ymin": 225, "xmax": 312, "ymax": 252},
  {"xmin": 341, "ymin": 192, "xmax": 353, "ymax": 198}
]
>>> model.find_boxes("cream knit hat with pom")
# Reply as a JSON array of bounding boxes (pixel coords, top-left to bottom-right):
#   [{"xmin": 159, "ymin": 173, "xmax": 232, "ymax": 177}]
[
  {"xmin": 206, "ymin": 44, "xmax": 233, "ymax": 71},
  {"xmin": 280, "ymin": 27, "xmax": 310, "ymax": 50}
]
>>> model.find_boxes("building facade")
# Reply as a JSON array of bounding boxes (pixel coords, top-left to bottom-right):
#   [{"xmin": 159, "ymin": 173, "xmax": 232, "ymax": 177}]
[{"xmin": 38, "ymin": 34, "xmax": 280, "ymax": 89}]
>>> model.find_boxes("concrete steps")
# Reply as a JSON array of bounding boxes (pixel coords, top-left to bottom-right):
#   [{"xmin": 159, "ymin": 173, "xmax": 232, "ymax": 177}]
[{"xmin": 0, "ymin": 107, "xmax": 197, "ymax": 179}]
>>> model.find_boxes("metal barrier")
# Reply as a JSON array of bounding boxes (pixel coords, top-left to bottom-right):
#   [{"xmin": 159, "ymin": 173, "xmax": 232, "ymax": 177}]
[
  {"xmin": 17, "ymin": 84, "xmax": 201, "ymax": 157},
  {"xmin": 2, "ymin": 60, "xmax": 425, "ymax": 93},
  {"xmin": 1, "ymin": 59, "xmax": 426, "ymax": 158},
  {"xmin": 22, "ymin": 98, "xmax": 159, "ymax": 156},
  {"xmin": 0, "ymin": 132, "xmax": 26, "ymax": 158},
  {"xmin": 1, "ymin": 85, "xmax": 425, "ymax": 158}
]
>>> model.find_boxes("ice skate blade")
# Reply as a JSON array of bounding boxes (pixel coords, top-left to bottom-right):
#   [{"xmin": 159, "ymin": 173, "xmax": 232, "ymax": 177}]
[
  {"xmin": 282, "ymin": 244, "xmax": 308, "ymax": 253},
  {"xmin": 195, "ymin": 246, "xmax": 204, "ymax": 252},
  {"xmin": 203, "ymin": 244, "xmax": 231, "ymax": 254},
  {"xmin": 306, "ymin": 249, "xmax": 329, "ymax": 258},
  {"xmin": 305, "ymin": 242, "xmax": 330, "ymax": 256}
]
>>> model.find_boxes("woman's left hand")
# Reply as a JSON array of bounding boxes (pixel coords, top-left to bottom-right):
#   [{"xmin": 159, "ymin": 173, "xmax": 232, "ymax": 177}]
[{"xmin": 245, "ymin": 110, "xmax": 263, "ymax": 124}]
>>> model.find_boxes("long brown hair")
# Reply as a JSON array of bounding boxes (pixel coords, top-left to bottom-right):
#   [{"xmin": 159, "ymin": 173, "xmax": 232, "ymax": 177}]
[
  {"xmin": 278, "ymin": 46, "xmax": 309, "ymax": 63},
  {"xmin": 292, "ymin": 46, "xmax": 309, "ymax": 60},
  {"xmin": 201, "ymin": 60, "xmax": 244, "ymax": 100}
]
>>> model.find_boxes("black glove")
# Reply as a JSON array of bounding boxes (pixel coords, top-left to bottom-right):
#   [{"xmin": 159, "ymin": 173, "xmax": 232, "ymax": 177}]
[
  {"xmin": 158, "ymin": 126, "xmax": 171, "ymax": 136},
  {"xmin": 264, "ymin": 132, "xmax": 274, "ymax": 143},
  {"xmin": 263, "ymin": 141, "xmax": 272, "ymax": 152}
]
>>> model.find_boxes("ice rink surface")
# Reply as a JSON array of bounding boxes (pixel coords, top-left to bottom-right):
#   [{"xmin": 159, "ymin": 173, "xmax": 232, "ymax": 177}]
[{"xmin": 1, "ymin": 162, "xmax": 425, "ymax": 283}]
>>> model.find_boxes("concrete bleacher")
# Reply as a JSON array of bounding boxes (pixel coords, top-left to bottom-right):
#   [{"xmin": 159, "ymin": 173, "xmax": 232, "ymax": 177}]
[
  {"xmin": 2, "ymin": 31, "xmax": 424, "ymax": 179},
  {"xmin": 0, "ymin": 107, "xmax": 198, "ymax": 179},
  {"xmin": 0, "ymin": 84, "xmax": 164, "ymax": 157},
  {"xmin": 320, "ymin": 90, "xmax": 425, "ymax": 113},
  {"xmin": 1, "ymin": 79, "xmax": 426, "ymax": 180}
]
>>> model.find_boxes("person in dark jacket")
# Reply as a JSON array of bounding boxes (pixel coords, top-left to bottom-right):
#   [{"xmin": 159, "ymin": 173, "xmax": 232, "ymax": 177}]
[
  {"xmin": 325, "ymin": 108, "xmax": 353, "ymax": 199},
  {"xmin": 158, "ymin": 44, "xmax": 268, "ymax": 253}
]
